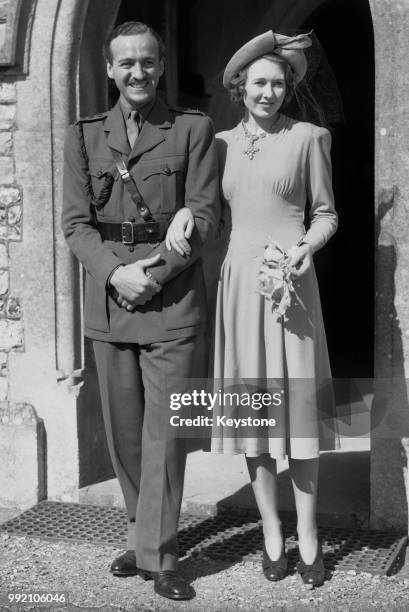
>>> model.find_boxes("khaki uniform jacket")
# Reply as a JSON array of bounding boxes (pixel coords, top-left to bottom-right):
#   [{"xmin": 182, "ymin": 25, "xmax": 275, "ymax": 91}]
[{"xmin": 62, "ymin": 97, "xmax": 220, "ymax": 344}]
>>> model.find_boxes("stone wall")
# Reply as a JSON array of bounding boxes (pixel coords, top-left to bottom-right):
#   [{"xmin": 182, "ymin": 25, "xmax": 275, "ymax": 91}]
[
  {"xmin": 0, "ymin": 402, "xmax": 45, "ymax": 509},
  {"xmin": 370, "ymin": 0, "xmax": 409, "ymax": 532},
  {"xmin": 0, "ymin": 77, "xmax": 45, "ymax": 508},
  {"xmin": 0, "ymin": 0, "xmax": 83, "ymax": 508},
  {"xmin": 0, "ymin": 80, "xmax": 23, "ymax": 402}
]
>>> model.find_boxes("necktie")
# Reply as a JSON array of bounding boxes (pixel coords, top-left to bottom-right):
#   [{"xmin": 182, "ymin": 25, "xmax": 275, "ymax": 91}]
[{"xmin": 126, "ymin": 110, "xmax": 141, "ymax": 149}]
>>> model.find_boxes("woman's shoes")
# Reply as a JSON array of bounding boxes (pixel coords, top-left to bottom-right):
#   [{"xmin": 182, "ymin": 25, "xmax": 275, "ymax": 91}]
[
  {"xmin": 262, "ymin": 539, "xmax": 288, "ymax": 581},
  {"xmin": 261, "ymin": 536, "xmax": 325, "ymax": 586},
  {"xmin": 297, "ymin": 543, "xmax": 325, "ymax": 587}
]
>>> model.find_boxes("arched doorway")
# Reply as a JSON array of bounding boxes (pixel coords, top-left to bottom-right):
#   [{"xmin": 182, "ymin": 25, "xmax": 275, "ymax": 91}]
[{"xmin": 75, "ymin": 0, "xmax": 374, "ymax": 501}]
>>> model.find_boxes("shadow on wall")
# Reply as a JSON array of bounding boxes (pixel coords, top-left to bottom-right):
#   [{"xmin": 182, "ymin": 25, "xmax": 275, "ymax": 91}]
[{"xmin": 370, "ymin": 187, "xmax": 409, "ymax": 531}]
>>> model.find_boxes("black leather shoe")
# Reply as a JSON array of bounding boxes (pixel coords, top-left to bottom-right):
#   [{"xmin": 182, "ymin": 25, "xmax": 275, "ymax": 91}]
[
  {"xmin": 262, "ymin": 540, "xmax": 288, "ymax": 581},
  {"xmin": 149, "ymin": 570, "xmax": 193, "ymax": 600},
  {"xmin": 110, "ymin": 550, "xmax": 138, "ymax": 577},
  {"xmin": 297, "ymin": 543, "xmax": 325, "ymax": 587}
]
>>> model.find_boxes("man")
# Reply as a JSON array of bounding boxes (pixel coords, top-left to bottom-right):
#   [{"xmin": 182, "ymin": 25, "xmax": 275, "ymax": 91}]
[{"xmin": 62, "ymin": 21, "xmax": 219, "ymax": 601}]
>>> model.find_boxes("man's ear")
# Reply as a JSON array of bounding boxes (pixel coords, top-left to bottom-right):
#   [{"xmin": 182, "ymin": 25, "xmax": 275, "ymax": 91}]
[
  {"xmin": 158, "ymin": 58, "xmax": 165, "ymax": 78},
  {"xmin": 107, "ymin": 63, "xmax": 114, "ymax": 79}
]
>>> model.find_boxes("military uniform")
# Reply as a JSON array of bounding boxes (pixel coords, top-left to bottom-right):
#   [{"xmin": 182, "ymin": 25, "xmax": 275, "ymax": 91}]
[{"xmin": 62, "ymin": 96, "xmax": 219, "ymax": 572}]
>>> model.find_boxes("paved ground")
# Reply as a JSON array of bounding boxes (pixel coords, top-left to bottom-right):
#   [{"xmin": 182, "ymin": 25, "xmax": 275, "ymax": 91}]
[
  {"xmin": 1, "ymin": 426, "xmax": 400, "ymax": 611},
  {"xmin": 0, "ymin": 531, "xmax": 409, "ymax": 611}
]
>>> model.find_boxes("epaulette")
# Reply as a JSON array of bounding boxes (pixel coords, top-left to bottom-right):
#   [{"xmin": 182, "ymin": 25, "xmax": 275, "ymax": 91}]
[
  {"xmin": 168, "ymin": 106, "xmax": 205, "ymax": 116},
  {"xmin": 76, "ymin": 111, "xmax": 108, "ymax": 123}
]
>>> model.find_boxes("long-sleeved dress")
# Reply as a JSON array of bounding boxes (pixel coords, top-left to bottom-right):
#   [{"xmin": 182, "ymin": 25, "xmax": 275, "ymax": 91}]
[{"xmin": 211, "ymin": 114, "xmax": 339, "ymax": 459}]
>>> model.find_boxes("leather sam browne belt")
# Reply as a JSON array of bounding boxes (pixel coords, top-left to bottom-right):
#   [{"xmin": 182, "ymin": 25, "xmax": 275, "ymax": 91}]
[
  {"xmin": 111, "ymin": 150, "xmax": 155, "ymax": 222},
  {"xmin": 98, "ymin": 148, "xmax": 168, "ymax": 245},
  {"xmin": 98, "ymin": 220, "xmax": 168, "ymax": 245}
]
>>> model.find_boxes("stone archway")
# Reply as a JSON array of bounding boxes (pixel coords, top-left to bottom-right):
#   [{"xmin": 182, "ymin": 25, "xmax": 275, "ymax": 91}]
[
  {"xmin": 3, "ymin": 0, "xmax": 408, "ymax": 534},
  {"xmin": 53, "ymin": 0, "xmax": 377, "ymax": 520}
]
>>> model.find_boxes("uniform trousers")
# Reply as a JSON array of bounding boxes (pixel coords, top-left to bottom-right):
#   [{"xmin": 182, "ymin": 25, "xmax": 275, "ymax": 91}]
[{"xmin": 93, "ymin": 334, "xmax": 205, "ymax": 572}]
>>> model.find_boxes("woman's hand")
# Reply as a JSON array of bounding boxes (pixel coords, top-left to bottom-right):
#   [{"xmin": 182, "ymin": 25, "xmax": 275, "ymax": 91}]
[
  {"xmin": 165, "ymin": 207, "xmax": 194, "ymax": 256},
  {"xmin": 288, "ymin": 243, "xmax": 313, "ymax": 278}
]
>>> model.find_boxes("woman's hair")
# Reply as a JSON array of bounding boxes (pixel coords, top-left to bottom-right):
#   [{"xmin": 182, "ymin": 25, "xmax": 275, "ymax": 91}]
[
  {"xmin": 227, "ymin": 52, "xmax": 328, "ymax": 127},
  {"xmin": 228, "ymin": 53, "xmax": 295, "ymax": 108}
]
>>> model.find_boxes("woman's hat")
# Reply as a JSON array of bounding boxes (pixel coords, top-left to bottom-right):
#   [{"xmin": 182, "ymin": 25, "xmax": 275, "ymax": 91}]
[{"xmin": 223, "ymin": 30, "xmax": 312, "ymax": 88}]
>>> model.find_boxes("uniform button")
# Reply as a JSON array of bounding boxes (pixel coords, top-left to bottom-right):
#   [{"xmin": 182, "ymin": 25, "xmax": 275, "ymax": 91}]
[
  {"xmin": 97, "ymin": 169, "xmax": 103, "ymax": 177},
  {"xmin": 128, "ymin": 216, "xmax": 135, "ymax": 222},
  {"xmin": 128, "ymin": 246, "xmax": 134, "ymax": 252},
  {"xmin": 140, "ymin": 207, "xmax": 147, "ymax": 213},
  {"xmin": 163, "ymin": 166, "xmax": 171, "ymax": 175}
]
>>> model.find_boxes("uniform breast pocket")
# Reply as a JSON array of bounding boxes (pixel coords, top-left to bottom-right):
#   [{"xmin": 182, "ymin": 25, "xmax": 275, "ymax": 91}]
[
  {"xmin": 89, "ymin": 159, "xmax": 119, "ymax": 218},
  {"xmin": 141, "ymin": 157, "xmax": 186, "ymax": 213}
]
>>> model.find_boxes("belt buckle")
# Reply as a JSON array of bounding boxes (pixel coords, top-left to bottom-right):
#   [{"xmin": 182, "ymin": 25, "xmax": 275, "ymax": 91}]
[
  {"xmin": 121, "ymin": 221, "xmax": 134, "ymax": 245},
  {"xmin": 146, "ymin": 222, "xmax": 160, "ymax": 247}
]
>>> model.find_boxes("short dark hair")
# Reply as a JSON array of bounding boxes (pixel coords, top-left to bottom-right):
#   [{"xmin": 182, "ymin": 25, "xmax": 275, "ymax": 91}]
[
  {"xmin": 228, "ymin": 53, "xmax": 295, "ymax": 108},
  {"xmin": 103, "ymin": 21, "xmax": 166, "ymax": 64}
]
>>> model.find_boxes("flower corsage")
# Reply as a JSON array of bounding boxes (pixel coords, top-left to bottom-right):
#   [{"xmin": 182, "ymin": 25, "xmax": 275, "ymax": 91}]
[{"xmin": 258, "ymin": 241, "xmax": 296, "ymax": 319}]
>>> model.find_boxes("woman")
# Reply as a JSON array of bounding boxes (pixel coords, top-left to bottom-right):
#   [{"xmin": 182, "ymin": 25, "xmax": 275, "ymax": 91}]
[{"xmin": 166, "ymin": 31, "xmax": 338, "ymax": 587}]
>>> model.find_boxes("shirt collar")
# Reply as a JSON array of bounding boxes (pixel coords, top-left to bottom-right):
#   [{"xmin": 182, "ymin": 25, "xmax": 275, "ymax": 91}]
[{"xmin": 119, "ymin": 98, "xmax": 155, "ymax": 125}]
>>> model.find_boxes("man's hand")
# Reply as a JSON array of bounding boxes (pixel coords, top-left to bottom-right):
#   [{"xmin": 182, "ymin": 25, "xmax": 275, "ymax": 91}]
[
  {"xmin": 165, "ymin": 207, "xmax": 194, "ymax": 256},
  {"xmin": 110, "ymin": 254, "xmax": 162, "ymax": 309},
  {"xmin": 288, "ymin": 244, "xmax": 313, "ymax": 278}
]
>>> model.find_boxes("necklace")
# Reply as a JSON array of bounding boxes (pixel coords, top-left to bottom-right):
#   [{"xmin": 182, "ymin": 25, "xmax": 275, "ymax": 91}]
[{"xmin": 241, "ymin": 117, "xmax": 281, "ymax": 160}]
